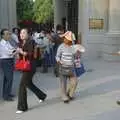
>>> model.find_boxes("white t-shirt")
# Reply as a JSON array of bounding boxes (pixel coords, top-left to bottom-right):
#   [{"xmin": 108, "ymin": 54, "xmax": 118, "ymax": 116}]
[{"xmin": 0, "ymin": 39, "xmax": 15, "ymax": 59}]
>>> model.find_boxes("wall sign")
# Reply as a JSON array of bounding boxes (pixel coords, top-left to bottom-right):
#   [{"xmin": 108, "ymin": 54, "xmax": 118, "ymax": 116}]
[{"xmin": 89, "ymin": 18, "xmax": 104, "ymax": 29}]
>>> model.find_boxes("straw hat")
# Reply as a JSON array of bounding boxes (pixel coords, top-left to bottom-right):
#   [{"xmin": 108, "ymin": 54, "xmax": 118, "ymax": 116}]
[{"xmin": 60, "ymin": 31, "xmax": 73, "ymax": 41}]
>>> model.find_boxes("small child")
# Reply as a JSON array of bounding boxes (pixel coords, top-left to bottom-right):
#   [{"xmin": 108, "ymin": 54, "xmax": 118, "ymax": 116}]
[
  {"xmin": 73, "ymin": 44, "xmax": 85, "ymax": 77},
  {"xmin": 74, "ymin": 50, "xmax": 81, "ymax": 68}
]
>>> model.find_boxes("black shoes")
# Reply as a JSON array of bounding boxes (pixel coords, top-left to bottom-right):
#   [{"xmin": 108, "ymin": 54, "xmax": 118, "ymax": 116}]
[
  {"xmin": 39, "ymin": 95, "xmax": 47, "ymax": 103},
  {"xmin": 117, "ymin": 100, "xmax": 120, "ymax": 105},
  {"xmin": 4, "ymin": 97, "xmax": 14, "ymax": 101},
  {"xmin": 68, "ymin": 96, "xmax": 74, "ymax": 101},
  {"xmin": 9, "ymin": 94, "xmax": 15, "ymax": 98},
  {"xmin": 63, "ymin": 100, "xmax": 69, "ymax": 103},
  {"xmin": 63, "ymin": 96, "xmax": 75, "ymax": 103},
  {"xmin": 3, "ymin": 94, "xmax": 15, "ymax": 101},
  {"xmin": 67, "ymin": 93, "xmax": 75, "ymax": 101}
]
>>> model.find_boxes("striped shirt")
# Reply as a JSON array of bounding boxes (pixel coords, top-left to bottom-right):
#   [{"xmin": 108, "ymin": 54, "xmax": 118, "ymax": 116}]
[{"xmin": 56, "ymin": 43, "xmax": 74, "ymax": 67}]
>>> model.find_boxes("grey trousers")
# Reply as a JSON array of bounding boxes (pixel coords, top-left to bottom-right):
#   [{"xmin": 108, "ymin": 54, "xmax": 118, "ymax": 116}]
[{"xmin": 59, "ymin": 74, "xmax": 78, "ymax": 100}]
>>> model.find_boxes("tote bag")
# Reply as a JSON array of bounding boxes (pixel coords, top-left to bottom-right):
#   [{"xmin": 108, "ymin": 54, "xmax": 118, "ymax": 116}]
[{"xmin": 74, "ymin": 63, "xmax": 85, "ymax": 77}]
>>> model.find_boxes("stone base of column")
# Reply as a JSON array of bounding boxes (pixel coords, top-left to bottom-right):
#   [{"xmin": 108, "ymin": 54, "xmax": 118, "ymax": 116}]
[{"xmin": 103, "ymin": 32, "xmax": 120, "ymax": 61}]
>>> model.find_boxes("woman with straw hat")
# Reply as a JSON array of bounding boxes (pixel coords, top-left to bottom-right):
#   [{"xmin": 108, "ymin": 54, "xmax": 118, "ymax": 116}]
[{"xmin": 56, "ymin": 31, "xmax": 78, "ymax": 103}]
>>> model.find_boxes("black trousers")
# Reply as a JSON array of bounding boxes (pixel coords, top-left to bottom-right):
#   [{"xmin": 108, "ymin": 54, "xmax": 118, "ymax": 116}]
[
  {"xmin": 42, "ymin": 57, "xmax": 48, "ymax": 72},
  {"xmin": 17, "ymin": 71, "xmax": 46, "ymax": 111},
  {"xmin": 54, "ymin": 62, "xmax": 59, "ymax": 77}
]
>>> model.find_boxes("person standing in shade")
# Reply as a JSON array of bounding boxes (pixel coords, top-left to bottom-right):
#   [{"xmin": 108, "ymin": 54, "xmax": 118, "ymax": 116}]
[
  {"xmin": 0, "ymin": 29, "xmax": 17, "ymax": 101},
  {"xmin": 16, "ymin": 28, "xmax": 47, "ymax": 114},
  {"xmin": 10, "ymin": 27, "xmax": 20, "ymax": 48},
  {"xmin": 52, "ymin": 24, "xmax": 65, "ymax": 77}
]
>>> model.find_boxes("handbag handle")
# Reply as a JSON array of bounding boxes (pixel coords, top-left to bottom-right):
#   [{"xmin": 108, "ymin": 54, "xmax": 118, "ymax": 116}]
[
  {"xmin": 33, "ymin": 46, "xmax": 38, "ymax": 59},
  {"xmin": 22, "ymin": 56, "xmax": 26, "ymax": 61}
]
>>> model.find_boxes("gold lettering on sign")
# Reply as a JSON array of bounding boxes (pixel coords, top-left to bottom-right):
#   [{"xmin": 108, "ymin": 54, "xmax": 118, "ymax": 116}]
[{"xmin": 89, "ymin": 18, "xmax": 104, "ymax": 29}]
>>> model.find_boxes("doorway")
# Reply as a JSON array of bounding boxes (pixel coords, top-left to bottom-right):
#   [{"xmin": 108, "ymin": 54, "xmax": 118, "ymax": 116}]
[{"xmin": 65, "ymin": 0, "xmax": 78, "ymax": 39}]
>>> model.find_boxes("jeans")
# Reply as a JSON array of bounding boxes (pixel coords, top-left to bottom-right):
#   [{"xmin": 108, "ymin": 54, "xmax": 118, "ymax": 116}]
[{"xmin": 1, "ymin": 58, "xmax": 14, "ymax": 99}]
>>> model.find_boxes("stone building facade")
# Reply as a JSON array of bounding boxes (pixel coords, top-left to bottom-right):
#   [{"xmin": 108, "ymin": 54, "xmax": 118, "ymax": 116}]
[
  {"xmin": 0, "ymin": 0, "xmax": 17, "ymax": 30},
  {"xmin": 53, "ymin": 0, "xmax": 120, "ymax": 61}
]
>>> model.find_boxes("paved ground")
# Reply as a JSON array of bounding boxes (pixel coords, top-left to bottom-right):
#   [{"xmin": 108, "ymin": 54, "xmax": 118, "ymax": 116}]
[{"xmin": 0, "ymin": 59, "xmax": 120, "ymax": 120}]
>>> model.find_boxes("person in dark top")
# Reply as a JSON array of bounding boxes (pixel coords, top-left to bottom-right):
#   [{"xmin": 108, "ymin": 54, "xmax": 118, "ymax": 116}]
[
  {"xmin": 51, "ymin": 24, "xmax": 65, "ymax": 77},
  {"xmin": 52, "ymin": 24, "xmax": 64, "ymax": 53},
  {"xmin": 16, "ymin": 28, "xmax": 47, "ymax": 114}
]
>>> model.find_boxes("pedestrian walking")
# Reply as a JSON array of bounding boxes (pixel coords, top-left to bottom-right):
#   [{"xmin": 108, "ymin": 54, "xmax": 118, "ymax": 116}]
[
  {"xmin": 56, "ymin": 31, "xmax": 78, "ymax": 103},
  {"xmin": 16, "ymin": 28, "xmax": 47, "ymax": 114}
]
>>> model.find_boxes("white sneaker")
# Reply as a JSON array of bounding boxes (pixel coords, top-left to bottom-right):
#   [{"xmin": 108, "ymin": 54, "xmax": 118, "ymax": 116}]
[
  {"xmin": 39, "ymin": 99, "xmax": 43, "ymax": 103},
  {"xmin": 16, "ymin": 110, "xmax": 24, "ymax": 114}
]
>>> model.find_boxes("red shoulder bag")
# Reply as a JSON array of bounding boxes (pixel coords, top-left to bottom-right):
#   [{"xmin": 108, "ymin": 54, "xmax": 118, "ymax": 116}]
[{"xmin": 15, "ymin": 56, "xmax": 31, "ymax": 72}]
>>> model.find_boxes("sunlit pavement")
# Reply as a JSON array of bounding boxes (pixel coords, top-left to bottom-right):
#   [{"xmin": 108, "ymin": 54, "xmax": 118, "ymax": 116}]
[{"xmin": 0, "ymin": 59, "xmax": 120, "ymax": 120}]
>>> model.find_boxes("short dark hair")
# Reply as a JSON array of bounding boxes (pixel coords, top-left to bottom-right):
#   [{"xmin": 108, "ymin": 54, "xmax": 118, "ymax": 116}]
[
  {"xmin": 12, "ymin": 27, "xmax": 19, "ymax": 33},
  {"xmin": 20, "ymin": 28, "xmax": 32, "ymax": 36},
  {"xmin": 0, "ymin": 28, "xmax": 9, "ymax": 38},
  {"xmin": 20, "ymin": 28, "xmax": 29, "ymax": 33},
  {"xmin": 56, "ymin": 24, "xmax": 64, "ymax": 31}
]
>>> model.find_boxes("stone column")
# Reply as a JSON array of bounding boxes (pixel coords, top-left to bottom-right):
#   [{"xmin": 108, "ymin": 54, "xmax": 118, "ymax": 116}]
[
  {"xmin": 77, "ymin": 0, "xmax": 87, "ymax": 60},
  {"xmin": 79, "ymin": 0, "xmax": 109, "ymax": 60},
  {"xmin": 109, "ymin": 0, "xmax": 120, "ymax": 33},
  {"xmin": 8, "ymin": 0, "xmax": 17, "ymax": 30},
  {"xmin": 0, "ymin": 0, "xmax": 9, "ymax": 29},
  {"xmin": 54, "ymin": 0, "xmax": 65, "ymax": 29},
  {"xmin": 103, "ymin": 0, "xmax": 120, "ymax": 61},
  {"xmin": 0, "ymin": 0, "xmax": 17, "ymax": 30}
]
